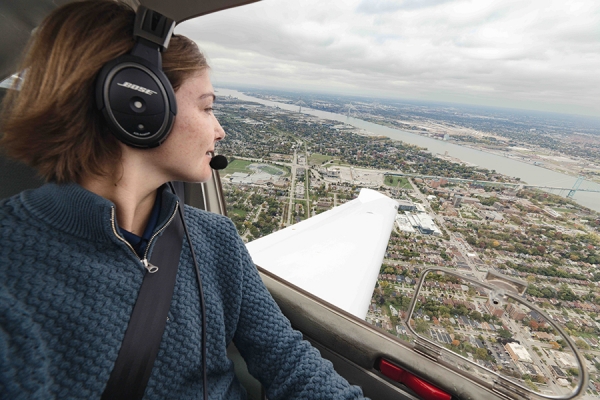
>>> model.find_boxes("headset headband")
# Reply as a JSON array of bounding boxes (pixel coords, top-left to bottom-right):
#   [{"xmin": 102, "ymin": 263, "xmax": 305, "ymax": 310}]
[{"xmin": 134, "ymin": 6, "xmax": 175, "ymax": 51}]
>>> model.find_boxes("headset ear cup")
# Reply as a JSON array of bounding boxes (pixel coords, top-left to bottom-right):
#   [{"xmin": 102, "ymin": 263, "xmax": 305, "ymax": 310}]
[{"xmin": 96, "ymin": 54, "xmax": 177, "ymax": 148}]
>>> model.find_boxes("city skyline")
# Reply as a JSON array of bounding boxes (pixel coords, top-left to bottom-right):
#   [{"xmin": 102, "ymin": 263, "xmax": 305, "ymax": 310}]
[{"xmin": 177, "ymin": 0, "xmax": 600, "ymax": 118}]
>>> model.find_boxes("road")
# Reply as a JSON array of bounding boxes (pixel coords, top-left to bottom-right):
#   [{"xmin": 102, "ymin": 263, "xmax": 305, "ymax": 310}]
[
  {"xmin": 505, "ymin": 316, "xmax": 572, "ymax": 396},
  {"xmin": 286, "ymin": 147, "xmax": 298, "ymax": 226},
  {"xmin": 241, "ymin": 204, "xmax": 263, "ymax": 241},
  {"xmin": 409, "ymin": 178, "xmax": 484, "ymax": 279}
]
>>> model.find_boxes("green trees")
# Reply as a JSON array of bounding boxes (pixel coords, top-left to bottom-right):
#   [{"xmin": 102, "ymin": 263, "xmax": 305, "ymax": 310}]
[
  {"xmin": 526, "ymin": 285, "xmax": 557, "ymax": 299},
  {"xmin": 470, "ymin": 311, "xmax": 483, "ymax": 322},
  {"xmin": 475, "ymin": 348, "xmax": 491, "ymax": 361},
  {"xmin": 414, "ymin": 319, "xmax": 429, "ymax": 334},
  {"xmin": 558, "ymin": 284, "xmax": 579, "ymax": 302},
  {"xmin": 497, "ymin": 328, "xmax": 512, "ymax": 339}
]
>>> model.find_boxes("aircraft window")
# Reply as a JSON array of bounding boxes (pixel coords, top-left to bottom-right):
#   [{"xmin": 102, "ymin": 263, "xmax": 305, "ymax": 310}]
[
  {"xmin": 215, "ymin": 94, "xmax": 421, "ymax": 345},
  {"xmin": 211, "ymin": 88, "xmax": 600, "ymax": 400},
  {"xmin": 0, "ymin": 74, "xmax": 23, "ymax": 90}
]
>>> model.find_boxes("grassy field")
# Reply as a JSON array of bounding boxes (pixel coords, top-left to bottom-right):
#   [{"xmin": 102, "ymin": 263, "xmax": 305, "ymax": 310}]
[
  {"xmin": 279, "ymin": 165, "xmax": 291, "ymax": 177},
  {"xmin": 258, "ymin": 165, "xmax": 285, "ymax": 175},
  {"xmin": 223, "ymin": 159, "xmax": 252, "ymax": 174},
  {"xmin": 309, "ymin": 153, "xmax": 333, "ymax": 165},
  {"xmin": 552, "ymin": 207, "xmax": 573, "ymax": 213},
  {"xmin": 229, "ymin": 208, "xmax": 248, "ymax": 218},
  {"xmin": 384, "ymin": 176, "xmax": 413, "ymax": 189},
  {"xmin": 329, "ymin": 160, "xmax": 350, "ymax": 167}
]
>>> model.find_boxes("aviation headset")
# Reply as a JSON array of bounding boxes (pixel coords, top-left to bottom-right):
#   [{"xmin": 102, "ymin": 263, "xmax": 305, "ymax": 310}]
[
  {"xmin": 95, "ymin": 6, "xmax": 177, "ymax": 148},
  {"xmin": 96, "ymin": 7, "xmax": 209, "ymax": 400}
]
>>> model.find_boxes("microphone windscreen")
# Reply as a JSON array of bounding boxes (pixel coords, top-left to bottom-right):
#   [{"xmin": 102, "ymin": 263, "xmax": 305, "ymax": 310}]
[{"xmin": 209, "ymin": 155, "xmax": 228, "ymax": 170}]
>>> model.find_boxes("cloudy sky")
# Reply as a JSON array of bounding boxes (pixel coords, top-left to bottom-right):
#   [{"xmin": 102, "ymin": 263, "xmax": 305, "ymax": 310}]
[{"xmin": 177, "ymin": 0, "xmax": 600, "ymax": 117}]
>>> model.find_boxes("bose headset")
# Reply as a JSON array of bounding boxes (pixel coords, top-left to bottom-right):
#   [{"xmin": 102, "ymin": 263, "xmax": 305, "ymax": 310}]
[
  {"xmin": 96, "ymin": 6, "xmax": 177, "ymax": 148},
  {"xmin": 95, "ymin": 7, "xmax": 209, "ymax": 400},
  {"xmin": 95, "ymin": 5, "xmax": 230, "ymax": 166}
]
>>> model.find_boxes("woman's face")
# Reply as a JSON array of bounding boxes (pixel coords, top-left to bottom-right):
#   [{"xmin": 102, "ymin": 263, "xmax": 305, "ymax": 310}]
[{"xmin": 153, "ymin": 70, "xmax": 225, "ymax": 183}]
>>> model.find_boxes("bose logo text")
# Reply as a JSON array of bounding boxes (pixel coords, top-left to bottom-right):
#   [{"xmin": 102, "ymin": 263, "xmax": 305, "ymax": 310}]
[{"xmin": 117, "ymin": 82, "xmax": 157, "ymax": 95}]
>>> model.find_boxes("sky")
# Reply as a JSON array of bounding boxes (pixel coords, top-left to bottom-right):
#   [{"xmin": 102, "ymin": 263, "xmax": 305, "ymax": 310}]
[{"xmin": 177, "ymin": 0, "xmax": 600, "ymax": 118}]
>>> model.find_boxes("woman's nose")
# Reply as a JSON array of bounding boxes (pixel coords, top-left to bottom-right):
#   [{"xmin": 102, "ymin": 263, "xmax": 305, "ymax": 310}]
[{"xmin": 215, "ymin": 118, "xmax": 226, "ymax": 141}]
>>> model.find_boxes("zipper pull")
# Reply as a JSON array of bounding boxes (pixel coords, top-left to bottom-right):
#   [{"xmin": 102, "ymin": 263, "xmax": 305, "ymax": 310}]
[{"xmin": 142, "ymin": 258, "xmax": 159, "ymax": 273}]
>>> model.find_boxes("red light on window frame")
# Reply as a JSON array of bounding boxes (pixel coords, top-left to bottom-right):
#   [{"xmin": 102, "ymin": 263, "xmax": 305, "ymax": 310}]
[{"xmin": 378, "ymin": 358, "xmax": 452, "ymax": 400}]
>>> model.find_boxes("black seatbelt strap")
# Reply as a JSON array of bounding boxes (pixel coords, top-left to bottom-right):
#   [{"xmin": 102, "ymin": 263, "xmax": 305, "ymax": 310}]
[{"xmin": 102, "ymin": 183, "xmax": 185, "ymax": 400}]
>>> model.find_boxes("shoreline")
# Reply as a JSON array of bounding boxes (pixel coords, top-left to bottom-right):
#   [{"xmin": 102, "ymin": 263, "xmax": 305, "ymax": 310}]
[{"xmin": 217, "ymin": 88, "xmax": 600, "ymax": 212}]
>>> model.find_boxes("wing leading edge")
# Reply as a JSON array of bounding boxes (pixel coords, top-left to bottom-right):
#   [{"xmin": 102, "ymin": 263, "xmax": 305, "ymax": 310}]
[{"xmin": 246, "ymin": 189, "xmax": 399, "ymax": 319}]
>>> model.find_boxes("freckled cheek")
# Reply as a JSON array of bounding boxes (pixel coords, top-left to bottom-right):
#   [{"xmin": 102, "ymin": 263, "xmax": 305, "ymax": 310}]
[{"xmin": 175, "ymin": 119, "xmax": 198, "ymax": 143}]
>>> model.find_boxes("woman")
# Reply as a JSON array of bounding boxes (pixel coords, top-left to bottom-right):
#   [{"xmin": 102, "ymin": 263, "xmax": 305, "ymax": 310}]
[{"xmin": 0, "ymin": 1, "xmax": 366, "ymax": 399}]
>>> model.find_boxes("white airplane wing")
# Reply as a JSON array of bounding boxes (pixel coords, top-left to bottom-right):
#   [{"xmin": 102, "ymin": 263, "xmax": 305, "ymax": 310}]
[{"xmin": 246, "ymin": 189, "xmax": 399, "ymax": 319}]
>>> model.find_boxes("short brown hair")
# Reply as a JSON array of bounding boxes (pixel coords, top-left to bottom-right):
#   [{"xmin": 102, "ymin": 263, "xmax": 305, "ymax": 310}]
[{"xmin": 0, "ymin": 0, "xmax": 208, "ymax": 183}]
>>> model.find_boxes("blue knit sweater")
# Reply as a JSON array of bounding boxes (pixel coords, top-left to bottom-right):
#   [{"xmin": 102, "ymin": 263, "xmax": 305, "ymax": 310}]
[{"xmin": 0, "ymin": 183, "xmax": 365, "ymax": 399}]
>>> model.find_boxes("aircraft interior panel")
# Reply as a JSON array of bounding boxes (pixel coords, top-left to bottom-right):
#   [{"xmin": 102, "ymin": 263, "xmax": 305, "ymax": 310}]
[{"xmin": 258, "ymin": 266, "xmax": 513, "ymax": 400}]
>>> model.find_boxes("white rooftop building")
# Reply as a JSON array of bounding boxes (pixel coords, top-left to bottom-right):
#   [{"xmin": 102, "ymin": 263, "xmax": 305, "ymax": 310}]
[
  {"xmin": 395, "ymin": 214, "xmax": 416, "ymax": 233},
  {"xmin": 397, "ymin": 199, "xmax": 416, "ymax": 211},
  {"xmin": 543, "ymin": 207, "xmax": 561, "ymax": 218},
  {"xmin": 506, "ymin": 343, "xmax": 533, "ymax": 363},
  {"xmin": 551, "ymin": 350, "xmax": 578, "ymax": 369},
  {"xmin": 405, "ymin": 212, "xmax": 442, "ymax": 236},
  {"xmin": 415, "ymin": 203, "xmax": 427, "ymax": 213}
]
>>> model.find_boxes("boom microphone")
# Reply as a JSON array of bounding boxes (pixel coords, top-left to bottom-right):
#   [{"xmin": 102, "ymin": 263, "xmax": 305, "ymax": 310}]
[{"xmin": 209, "ymin": 155, "xmax": 228, "ymax": 170}]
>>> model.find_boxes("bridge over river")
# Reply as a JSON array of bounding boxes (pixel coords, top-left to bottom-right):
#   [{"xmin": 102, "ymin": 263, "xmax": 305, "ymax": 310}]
[{"xmin": 386, "ymin": 173, "xmax": 600, "ymax": 198}]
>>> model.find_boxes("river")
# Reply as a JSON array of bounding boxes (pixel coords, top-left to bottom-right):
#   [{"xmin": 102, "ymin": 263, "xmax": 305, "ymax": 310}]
[{"xmin": 217, "ymin": 88, "xmax": 600, "ymax": 213}]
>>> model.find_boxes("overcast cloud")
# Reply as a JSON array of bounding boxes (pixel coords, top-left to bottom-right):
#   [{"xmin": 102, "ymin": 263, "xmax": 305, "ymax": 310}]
[{"xmin": 177, "ymin": 0, "xmax": 600, "ymax": 117}]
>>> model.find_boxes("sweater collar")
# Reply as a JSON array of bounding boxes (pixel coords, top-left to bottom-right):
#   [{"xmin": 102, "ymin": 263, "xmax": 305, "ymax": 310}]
[{"xmin": 21, "ymin": 182, "xmax": 179, "ymax": 243}]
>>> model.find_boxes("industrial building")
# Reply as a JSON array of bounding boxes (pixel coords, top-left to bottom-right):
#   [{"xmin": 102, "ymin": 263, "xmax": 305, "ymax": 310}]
[
  {"xmin": 404, "ymin": 211, "xmax": 442, "ymax": 236},
  {"xmin": 505, "ymin": 342, "xmax": 533, "ymax": 364}
]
